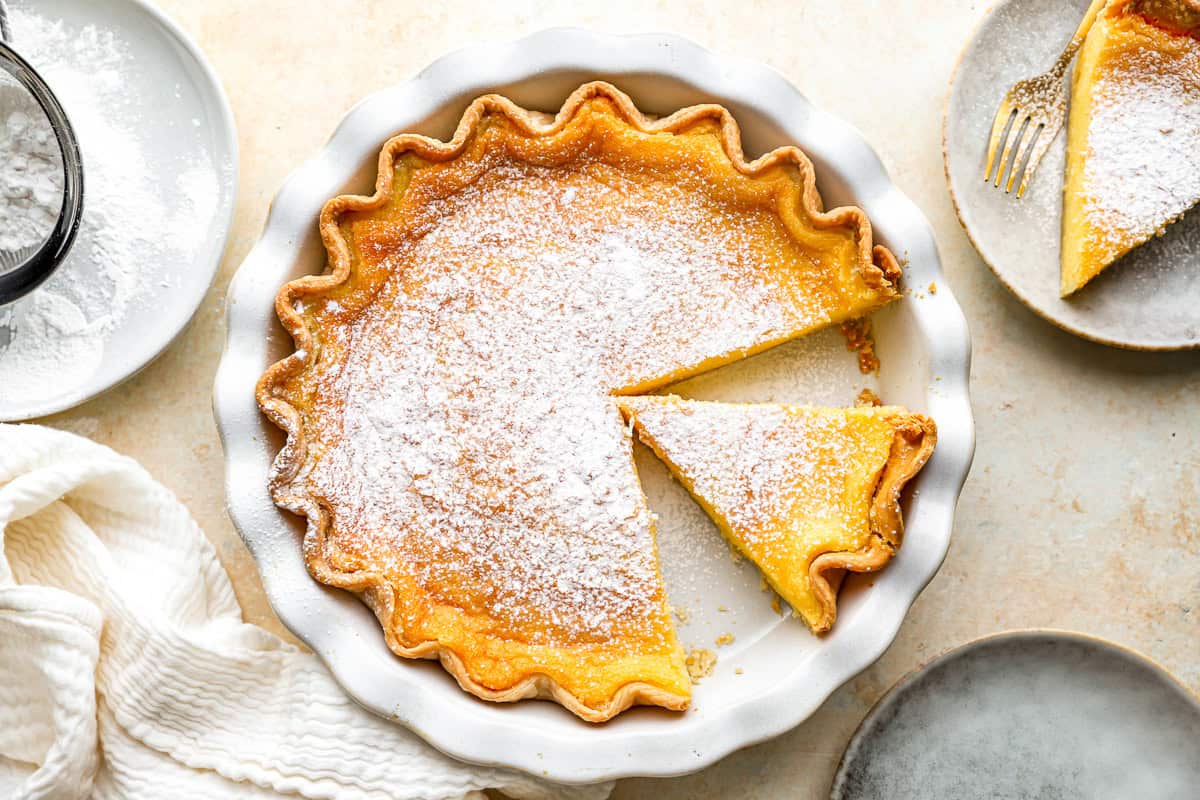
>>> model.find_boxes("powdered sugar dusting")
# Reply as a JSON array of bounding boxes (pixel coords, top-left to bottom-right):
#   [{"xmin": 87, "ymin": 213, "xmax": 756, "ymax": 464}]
[
  {"xmin": 288, "ymin": 133, "xmax": 879, "ymax": 647},
  {"xmin": 1080, "ymin": 17, "xmax": 1200, "ymax": 255},
  {"xmin": 0, "ymin": 73, "xmax": 63, "ymax": 253},
  {"xmin": 622, "ymin": 397, "xmax": 847, "ymax": 552}
]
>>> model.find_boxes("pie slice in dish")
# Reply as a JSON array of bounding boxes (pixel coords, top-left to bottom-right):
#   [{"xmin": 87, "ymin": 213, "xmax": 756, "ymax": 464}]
[
  {"xmin": 1061, "ymin": 0, "xmax": 1200, "ymax": 295},
  {"xmin": 617, "ymin": 395, "xmax": 936, "ymax": 633},
  {"xmin": 257, "ymin": 82, "xmax": 903, "ymax": 721}
]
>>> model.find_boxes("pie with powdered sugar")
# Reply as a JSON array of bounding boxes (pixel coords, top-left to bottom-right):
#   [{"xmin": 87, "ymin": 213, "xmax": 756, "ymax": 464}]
[
  {"xmin": 1061, "ymin": 0, "xmax": 1200, "ymax": 295},
  {"xmin": 256, "ymin": 82, "xmax": 926, "ymax": 721},
  {"xmin": 617, "ymin": 395, "xmax": 935, "ymax": 634}
]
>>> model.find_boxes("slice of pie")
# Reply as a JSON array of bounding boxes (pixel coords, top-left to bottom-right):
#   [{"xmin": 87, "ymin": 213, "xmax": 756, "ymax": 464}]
[
  {"xmin": 617, "ymin": 395, "xmax": 936, "ymax": 633},
  {"xmin": 1061, "ymin": 0, "xmax": 1200, "ymax": 295},
  {"xmin": 257, "ymin": 82, "xmax": 903, "ymax": 721}
]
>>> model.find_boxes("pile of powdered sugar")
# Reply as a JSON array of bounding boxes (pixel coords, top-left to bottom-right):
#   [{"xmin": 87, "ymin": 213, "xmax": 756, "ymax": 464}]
[
  {"xmin": 0, "ymin": 7, "xmax": 217, "ymax": 411},
  {"xmin": 0, "ymin": 72, "xmax": 63, "ymax": 253}
]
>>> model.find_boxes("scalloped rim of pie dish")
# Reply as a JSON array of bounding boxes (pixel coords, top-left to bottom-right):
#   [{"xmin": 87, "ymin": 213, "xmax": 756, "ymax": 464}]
[{"xmin": 256, "ymin": 81, "xmax": 901, "ymax": 722}]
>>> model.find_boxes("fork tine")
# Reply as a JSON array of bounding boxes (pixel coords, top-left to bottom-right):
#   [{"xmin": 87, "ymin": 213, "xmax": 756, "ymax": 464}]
[
  {"xmin": 993, "ymin": 115, "xmax": 1030, "ymax": 188},
  {"xmin": 984, "ymin": 99, "xmax": 1017, "ymax": 183},
  {"xmin": 1014, "ymin": 124, "xmax": 1052, "ymax": 198},
  {"xmin": 1007, "ymin": 122, "xmax": 1042, "ymax": 194}
]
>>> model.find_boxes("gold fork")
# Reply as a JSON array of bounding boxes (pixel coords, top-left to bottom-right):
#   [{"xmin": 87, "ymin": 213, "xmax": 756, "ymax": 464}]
[{"xmin": 984, "ymin": 0, "xmax": 1108, "ymax": 197}]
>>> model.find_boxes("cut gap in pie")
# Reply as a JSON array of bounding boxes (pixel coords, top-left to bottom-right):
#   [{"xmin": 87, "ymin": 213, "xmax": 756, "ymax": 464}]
[
  {"xmin": 258, "ymin": 82, "xmax": 909, "ymax": 721},
  {"xmin": 1061, "ymin": 0, "xmax": 1200, "ymax": 296},
  {"xmin": 617, "ymin": 395, "xmax": 936, "ymax": 633}
]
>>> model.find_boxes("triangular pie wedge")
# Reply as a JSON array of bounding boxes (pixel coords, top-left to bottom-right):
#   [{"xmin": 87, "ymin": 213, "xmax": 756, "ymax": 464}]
[
  {"xmin": 1061, "ymin": 0, "xmax": 1200, "ymax": 296},
  {"xmin": 617, "ymin": 395, "xmax": 936, "ymax": 633},
  {"xmin": 257, "ymin": 82, "xmax": 905, "ymax": 722}
]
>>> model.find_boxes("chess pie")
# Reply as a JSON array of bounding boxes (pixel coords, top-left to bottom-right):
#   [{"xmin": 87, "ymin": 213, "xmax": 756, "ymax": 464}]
[
  {"xmin": 257, "ymin": 82, "xmax": 905, "ymax": 721},
  {"xmin": 618, "ymin": 396, "xmax": 936, "ymax": 633},
  {"xmin": 1061, "ymin": 0, "xmax": 1200, "ymax": 295}
]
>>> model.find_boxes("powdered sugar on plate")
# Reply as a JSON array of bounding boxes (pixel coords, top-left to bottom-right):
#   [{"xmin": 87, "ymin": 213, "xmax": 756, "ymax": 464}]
[{"xmin": 0, "ymin": 6, "xmax": 221, "ymax": 414}]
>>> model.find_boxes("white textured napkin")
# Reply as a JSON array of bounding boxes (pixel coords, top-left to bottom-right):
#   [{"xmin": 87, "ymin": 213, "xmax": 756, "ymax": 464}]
[{"xmin": 0, "ymin": 424, "xmax": 612, "ymax": 800}]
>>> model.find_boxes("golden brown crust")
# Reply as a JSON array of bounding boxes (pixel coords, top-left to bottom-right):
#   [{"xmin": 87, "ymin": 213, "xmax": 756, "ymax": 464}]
[
  {"xmin": 347, "ymin": 560, "xmax": 689, "ymax": 722},
  {"xmin": 255, "ymin": 81, "xmax": 900, "ymax": 720},
  {"xmin": 807, "ymin": 412, "xmax": 937, "ymax": 634},
  {"xmin": 1126, "ymin": 0, "xmax": 1200, "ymax": 34}
]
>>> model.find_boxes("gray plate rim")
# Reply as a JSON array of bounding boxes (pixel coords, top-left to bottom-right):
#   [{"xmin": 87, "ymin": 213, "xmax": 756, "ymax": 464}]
[{"xmin": 830, "ymin": 628, "xmax": 1200, "ymax": 798}]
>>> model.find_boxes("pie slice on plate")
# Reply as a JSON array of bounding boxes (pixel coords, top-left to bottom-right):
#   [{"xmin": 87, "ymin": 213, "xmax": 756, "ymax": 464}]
[
  {"xmin": 617, "ymin": 395, "xmax": 936, "ymax": 633},
  {"xmin": 257, "ymin": 82, "xmax": 904, "ymax": 721},
  {"xmin": 1061, "ymin": 0, "xmax": 1200, "ymax": 296}
]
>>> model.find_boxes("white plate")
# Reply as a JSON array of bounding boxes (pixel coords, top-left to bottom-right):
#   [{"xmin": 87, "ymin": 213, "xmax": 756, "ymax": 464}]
[
  {"xmin": 0, "ymin": 0, "xmax": 237, "ymax": 420},
  {"xmin": 945, "ymin": 0, "xmax": 1200, "ymax": 350},
  {"xmin": 213, "ymin": 29, "xmax": 975, "ymax": 784},
  {"xmin": 832, "ymin": 631, "xmax": 1200, "ymax": 798}
]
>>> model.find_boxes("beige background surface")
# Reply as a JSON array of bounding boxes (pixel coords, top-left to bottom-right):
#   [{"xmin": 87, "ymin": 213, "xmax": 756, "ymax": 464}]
[{"xmin": 31, "ymin": 1, "xmax": 1200, "ymax": 797}]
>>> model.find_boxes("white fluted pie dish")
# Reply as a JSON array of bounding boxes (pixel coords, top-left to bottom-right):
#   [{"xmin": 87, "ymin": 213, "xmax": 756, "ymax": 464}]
[{"xmin": 213, "ymin": 28, "xmax": 974, "ymax": 784}]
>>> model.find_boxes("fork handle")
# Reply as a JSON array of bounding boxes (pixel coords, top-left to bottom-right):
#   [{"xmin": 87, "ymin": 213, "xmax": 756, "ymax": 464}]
[{"xmin": 1051, "ymin": 0, "xmax": 1109, "ymax": 77}]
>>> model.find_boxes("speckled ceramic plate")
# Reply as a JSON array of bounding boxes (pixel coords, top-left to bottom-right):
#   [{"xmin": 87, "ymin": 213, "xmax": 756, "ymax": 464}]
[
  {"xmin": 945, "ymin": 0, "xmax": 1200, "ymax": 350},
  {"xmin": 832, "ymin": 630, "xmax": 1200, "ymax": 799},
  {"xmin": 214, "ymin": 28, "xmax": 975, "ymax": 783}
]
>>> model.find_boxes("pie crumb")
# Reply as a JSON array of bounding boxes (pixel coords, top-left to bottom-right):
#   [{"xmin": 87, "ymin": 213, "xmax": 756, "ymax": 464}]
[
  {"xmin": 840, "ymin": 319, "xmax": 881, "ymax": 374},
  {"xmin": 771, "ymin": 594, "xmax": 783, "ymax": 616},
  {"xmin": 673, "ymin": 605, "xmax": 691, "ymax": 624},
  {"xmin": 685, "ymin": 648, "xmax": 717, "ymax": 682},
  {"xmin": 734, "ymin": 667, "xmax": 744, "ymax": 675},
  {"xmin": 715, "ymin": 632, "xmax": 735, "ymax": 647},
  {"xmin": 717, "ymin": 604, "xmax": 729, "ymax": 613},
  {"xmin": 928, "ymin": 281, "xmax": 937, "ymax": 294},
  {"xmin": 855, "ymin": 388, "xmax": 882, "ymax": 407},
  {"xmin": 758, "ymin": 574, "xmax": 770, "ymax": 593},
  {"xmin": 729, "ymin": 544, "xmax": 744, "ymax": 564}
]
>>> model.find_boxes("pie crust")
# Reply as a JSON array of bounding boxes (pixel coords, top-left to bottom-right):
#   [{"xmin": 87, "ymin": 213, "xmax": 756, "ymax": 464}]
[{"xmin": 257, "ymin": 82, "xmax": 903, "ymax": 721}]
